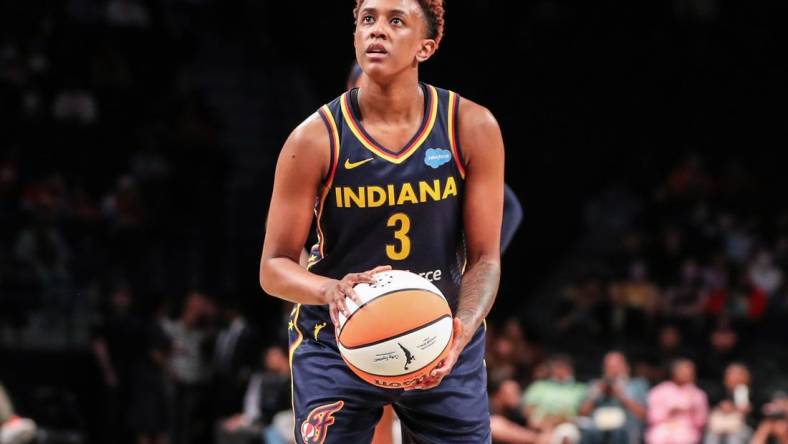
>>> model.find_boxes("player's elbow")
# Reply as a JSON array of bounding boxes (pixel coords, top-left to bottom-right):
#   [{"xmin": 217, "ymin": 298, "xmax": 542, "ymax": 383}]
[
  {"xmin": 468, "ymin": 253, "xmax": 501, "ymax": 272},
  {"xmin": 259, "ymin": 271, "xmax": 269, "ymax": 295},
  {"xmin": 259, "ymin": 257, "xmax": 277, "ymax": 296}
]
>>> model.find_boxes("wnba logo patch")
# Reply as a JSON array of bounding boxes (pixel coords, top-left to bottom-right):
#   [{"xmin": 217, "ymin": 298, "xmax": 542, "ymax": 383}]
[
  {"xmin": 424, "ymin": 148, "xmax": 451, "ymax": 169},
  {"xmin": 300, "ymin": 400, "xmax": 344, "ymax": 444}
]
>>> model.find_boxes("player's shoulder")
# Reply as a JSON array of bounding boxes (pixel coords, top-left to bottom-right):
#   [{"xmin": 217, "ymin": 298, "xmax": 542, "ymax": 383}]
[
  {"xmin": 289, "ymin": 90, "xmax": 346, "ymax": 144},
  {"xmin": 450, "ymin": 94, "xmax": 503, "ymax": 160},
  {"xmin": 276, "ymin": 110, "xmax": 334, "ymax": 182},
  {"xmin": 456, "ymin": 95, "xmax": 499, "ymax": 132},
  {"xmin": 286, "ymin": 110, "xmax": 331, "ymax": 154}
]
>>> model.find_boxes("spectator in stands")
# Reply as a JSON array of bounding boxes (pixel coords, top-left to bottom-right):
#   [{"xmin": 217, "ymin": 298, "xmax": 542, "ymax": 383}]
[
  {"xmin": 650, "ymin": 226, "xmax": 686, "ymax": 286},
  {"xmin": 487, "ymin": 334, "xmax": 520, "ymax": 382},
  {"xmin": 91, "ymin": 284, "xmax": 147, "ymax": 444},
  {"xmin": 752, "ymin": 394, "xmax": 788, "ymax": 444},
  {"xmin": 662, "ymin": 258, "xmax": 707, "ymax": 327},
  {"xmin": 701, "ymin": 255, "xmax": 731, "ymax": 317},
  {"xmin": 128, "ymin": 297, "xmax": 173, "ymax": 444},
  {"xmin": 102, "ymin": 175, "xmax": 147, "ymax": 269},
  {"xmin": 0, "ymin": 382, "xmax": 36, "ymax": 444},
  {"xmin": 164, "ymin": 291, "xmax": 217, "ymax": 444},
  {"xmin": 555, "ymin": 276, "xmax": 607, "ymax": 339},
  {"xmin": 522, "ymin": 354, "xmax": 586, "ymax": 439},
  {"xmin": 701, "ymin": 317, "xmax": 741, "ymax": 379},
  {"xmin": 14, "ymin": 209, "xmax": 71, "ymax": 297},
  {"xmin": 489, "ymin": 375, "xmax": 543, "ymax": 444},
  {"xmin": 501, "ymin": 318, "xmax": 542, "ymax": 380},
  {"xmin": 704, "ymin": 363, "xmax": 753, "ymax": 444},
  {"xmin": 213, "ymin": 297, "xmax": 260, "ymax": 418},
  {"xmin": 646, "ymin": 359, "xmax": 708, "ymax": 444},
  {"xmin": 639, "ymin": 324, "xmax": 693, "ymax": 385},
  {"xmin": 216, "ymin": 345, "xmax": 291, "ymax": 444},
  {"xmin": 748, "ymin": 249, "xmax": 783, "ymax": 297},
  {"xmin": 719, "ymin": 214, "xmax": 754, "ymax": 266},
  {"xmin": 487, "ymin": 319, "xmax": 540, "ymax": 383},
  {"xmin": 579, "ymin": 351, "xmax": 648, "ymax": 444},
  {"xmin": 609, "ymin": 260, "xmax": 660, "ymax": 335},
  {"xmin": 656, "ymin": 153, "xmax": 715, "ymax": 203}
]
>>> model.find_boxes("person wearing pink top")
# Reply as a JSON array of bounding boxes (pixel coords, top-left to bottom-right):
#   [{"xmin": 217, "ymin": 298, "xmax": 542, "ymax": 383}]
[{"xmin": 646, "ymin": 359, "xmax": 709, "ymax": 444}]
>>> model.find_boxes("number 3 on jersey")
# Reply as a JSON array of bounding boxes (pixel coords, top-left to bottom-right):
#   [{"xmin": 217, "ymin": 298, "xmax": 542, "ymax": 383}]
[{"xmin": 386, "ymin": 213, "xmax": 411, "ymax": 260}]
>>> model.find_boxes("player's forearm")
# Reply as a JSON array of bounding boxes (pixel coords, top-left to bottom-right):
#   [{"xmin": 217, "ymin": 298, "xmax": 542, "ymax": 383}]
[
  {"xmin": 260, "ymin": 256, "xmax": 333, "ymax": 305},
  {"xmin": 456, "ymin": 258, "xmax": 500, "ymax": 343}
]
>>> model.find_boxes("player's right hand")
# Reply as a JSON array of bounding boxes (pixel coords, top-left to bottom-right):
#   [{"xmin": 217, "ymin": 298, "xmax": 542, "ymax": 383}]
[{"xmin": 321, "ymin": 265, "xmax": 392, "ymax": 332}]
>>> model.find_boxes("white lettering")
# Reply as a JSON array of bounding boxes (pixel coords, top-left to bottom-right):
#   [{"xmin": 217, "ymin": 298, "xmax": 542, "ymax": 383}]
[{"xmin": 417, "ymin": 269, "xmax": 443, "ymax": 282}]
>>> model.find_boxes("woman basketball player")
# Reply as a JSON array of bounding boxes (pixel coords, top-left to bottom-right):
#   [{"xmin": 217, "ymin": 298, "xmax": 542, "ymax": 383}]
[{"xmin": 260, "ymin": 0, "xmax": 505, "ymax": 442}]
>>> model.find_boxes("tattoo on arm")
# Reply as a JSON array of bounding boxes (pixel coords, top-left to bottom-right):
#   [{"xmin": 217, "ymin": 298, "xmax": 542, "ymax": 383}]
[{"xmin": 456, "ymin": 259, "xmax": 501, "ymax": 339}]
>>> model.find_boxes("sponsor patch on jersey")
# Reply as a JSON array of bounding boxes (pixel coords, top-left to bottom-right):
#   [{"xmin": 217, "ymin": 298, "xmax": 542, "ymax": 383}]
[
  {"xmin": 301, "ymin": 400, "xmax": 344, "ymax": 444},
  {"xmin": 424, "ymin": 148, "xmax": 452, "ymax": 169}
]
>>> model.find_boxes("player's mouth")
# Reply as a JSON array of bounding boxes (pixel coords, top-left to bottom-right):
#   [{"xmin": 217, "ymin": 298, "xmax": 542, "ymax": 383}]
[{"xmin": 366, "ymin": 44, "xmax": 388, "ymax": 59}]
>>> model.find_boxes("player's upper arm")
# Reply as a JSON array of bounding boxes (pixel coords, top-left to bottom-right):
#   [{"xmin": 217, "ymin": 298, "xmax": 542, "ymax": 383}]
[
  {"xmin": 261, "ymin": 112, "xmax": 331, "ymax": 269},
  {"xmin": 457, "ymin": 98, "xmax": 505, "ymax": 265}
]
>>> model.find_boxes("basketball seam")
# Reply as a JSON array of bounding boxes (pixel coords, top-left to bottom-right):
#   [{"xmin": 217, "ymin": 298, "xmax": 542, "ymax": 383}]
[
  {"xmin": 337, "ymin": 286, "xmax": 445, "ymax": 339},
  {"xmin": 341, "ymin": 326, "xmax": 453, "ymax": 379},
  {"xmin": 339, "ymin": 314, "xmax": 452, "ymax": 350}
]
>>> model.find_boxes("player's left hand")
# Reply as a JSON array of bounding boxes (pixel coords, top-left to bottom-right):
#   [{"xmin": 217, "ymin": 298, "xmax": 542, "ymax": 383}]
[{"xmin": 405, "ymin": 318, "xmax": 465, "ymax": 391}]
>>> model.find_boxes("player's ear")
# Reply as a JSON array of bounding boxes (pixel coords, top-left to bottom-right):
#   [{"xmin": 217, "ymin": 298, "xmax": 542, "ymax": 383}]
[{"xmin": 415, "ymin": 39, "xmax": 437, "ymax": 63}]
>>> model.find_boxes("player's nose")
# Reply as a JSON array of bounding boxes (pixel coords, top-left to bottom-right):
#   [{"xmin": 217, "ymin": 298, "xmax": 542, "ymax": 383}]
[{"xmin": 368, "ymin": 21, "xmax": 387, "ymax": 40}]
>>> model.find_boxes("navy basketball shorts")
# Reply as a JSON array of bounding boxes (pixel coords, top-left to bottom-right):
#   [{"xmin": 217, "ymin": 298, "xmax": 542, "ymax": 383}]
[{"xmin": 288, "ymin": 305, "xmax": 491, "ymax": 444}]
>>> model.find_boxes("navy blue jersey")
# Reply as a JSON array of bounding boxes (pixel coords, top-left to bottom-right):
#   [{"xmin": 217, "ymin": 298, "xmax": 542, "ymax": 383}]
[
  {"xmin": 307, "ymin": 83, "xmax": 466, "ymax": 317},
  {"xmin": 287, "ymin": 84, "xmax": 491, "ymax": 444}
]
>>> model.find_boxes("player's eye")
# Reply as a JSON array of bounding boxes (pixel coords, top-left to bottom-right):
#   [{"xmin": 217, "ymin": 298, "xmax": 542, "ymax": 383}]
[
  {"xmin": 391, "ymin": 17, "xmax": 403, "ymax": 25},
  {"xmin": 362, "ymin": 15, "xmax": 375, "ymax": 24}
]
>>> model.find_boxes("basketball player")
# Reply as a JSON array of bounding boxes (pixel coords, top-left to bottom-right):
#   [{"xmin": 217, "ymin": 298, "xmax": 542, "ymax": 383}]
[
  {"xmin": 344, "ymin": 61, "xmax": 520, "ymax": 444},
  {"xmin": 260, "ymin": 0, "xmax": 504, "ymax": 442},
  {"xmin": 346, "ymin": 61, "xmax": 523, "ymax": 254}
]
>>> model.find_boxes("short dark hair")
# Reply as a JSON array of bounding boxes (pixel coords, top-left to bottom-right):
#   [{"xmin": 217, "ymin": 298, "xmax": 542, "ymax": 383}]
[
  {"xmin": 353, "ymin": 0, "xmax": 445, "ymax": 46},
  {"xmin": 549, "ymin": 353, "xmax": 574, "ymax": 369},
  {"xmin": 670, "ymin": 358, "xmax": 694, "ymax": 374}
]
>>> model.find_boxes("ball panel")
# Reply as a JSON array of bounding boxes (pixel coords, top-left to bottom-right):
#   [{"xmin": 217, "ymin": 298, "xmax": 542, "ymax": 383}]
[
  {"xmin": 335, "ymin": 270, "xmax": 455, "ymax": 389},
  {"xmin": 341, "ymin": 270, "xmax": 445, "ymax": 320},
  {"xmin": 337, "ymin": 315, "xmax": 453, "ymax": 376},
  {"xmin": 341, "ymin": 333, "xmax": 453, "ymax": 389},
  {"xmin": 355, "ymin": 270, "xmax": 444, "ymax": 298},
  {"xmin": 338, "ymin": 289, "xmax": 451, "ymax": 348}
]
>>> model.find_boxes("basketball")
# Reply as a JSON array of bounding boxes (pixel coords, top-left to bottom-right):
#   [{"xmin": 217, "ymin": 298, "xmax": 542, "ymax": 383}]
[{"xmin": 336, "ymin": 270, "xmax": 454, "ymax": 389}]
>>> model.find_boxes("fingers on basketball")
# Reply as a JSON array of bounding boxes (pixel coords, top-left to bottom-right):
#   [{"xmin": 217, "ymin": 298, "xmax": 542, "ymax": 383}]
[{"xmin": 367, "ymin": 265, "xmax": 392, "ymax": 274}]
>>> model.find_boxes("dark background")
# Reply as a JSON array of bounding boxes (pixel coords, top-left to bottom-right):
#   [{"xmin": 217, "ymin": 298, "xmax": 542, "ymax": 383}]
[{"xmin": 1, "ymin": 0, "xmax": 787, "ymax": 442}]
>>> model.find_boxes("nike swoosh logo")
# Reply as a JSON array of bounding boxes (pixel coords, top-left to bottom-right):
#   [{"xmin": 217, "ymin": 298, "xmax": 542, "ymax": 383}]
[{"xmin": 344, "ymin": 157, "xmax": 374, "ymax": 170}]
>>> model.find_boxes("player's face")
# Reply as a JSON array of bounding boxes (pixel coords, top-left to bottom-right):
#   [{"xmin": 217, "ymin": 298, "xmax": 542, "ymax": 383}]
[{"xmin": 354, "ymin": 0, "xmax": 436, "ymax": 80}]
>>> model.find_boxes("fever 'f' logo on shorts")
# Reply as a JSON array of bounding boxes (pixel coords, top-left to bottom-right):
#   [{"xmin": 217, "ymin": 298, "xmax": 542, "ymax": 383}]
[{"xmin": 300, "ymin": 400, "xmax": 344, "ymax": 444}]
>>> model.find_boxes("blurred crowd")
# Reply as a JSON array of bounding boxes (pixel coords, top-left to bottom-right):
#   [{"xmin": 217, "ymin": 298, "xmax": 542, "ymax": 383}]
[
  {"xmin": 0, "ymin": 0, "xmax": 227, "ymax": 343},
  {"xmin": 483, "ymin": 154, "xmax": 788, "ymax": 444},
  {"xmin": 2, "ymin": 288, "xmax": 295, "ymax": 444},
  {"xmin": 486, "ymin": 343, "xmax": 788, "ymax": 444},
  {"xmin": 88, "ymin": 289, "xmax": 293, "ymax": 444}
]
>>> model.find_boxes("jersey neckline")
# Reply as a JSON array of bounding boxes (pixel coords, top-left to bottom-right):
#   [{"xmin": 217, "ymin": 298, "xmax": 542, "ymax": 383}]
[{"xmin": 340, "ymin": 82, "xmax": 439, "ymax": 165}]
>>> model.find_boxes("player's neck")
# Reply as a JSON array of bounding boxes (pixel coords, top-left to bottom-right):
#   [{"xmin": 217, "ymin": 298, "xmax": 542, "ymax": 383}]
[{"xmin": 357, "ymin": 74, "xmax": 423, "ymax": 124}]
